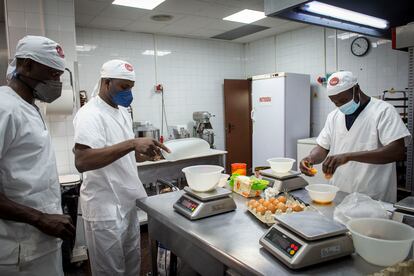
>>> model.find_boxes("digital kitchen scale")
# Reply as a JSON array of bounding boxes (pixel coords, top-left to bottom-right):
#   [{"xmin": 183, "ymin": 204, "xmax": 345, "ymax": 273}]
[
  {"xmin": 260, "ymin": 169, "xmax": 308, "ymax": 192},
  {"xmin": 260, "ymin": 212, "xmax": 354, "ymax": 269},
  {"xmin": 173, "ymin": 186, "xmax": 237, "ymax": 220},
  {"xmin": 392, "ymin": 196, "xmax": 414, "ymax": 227}
]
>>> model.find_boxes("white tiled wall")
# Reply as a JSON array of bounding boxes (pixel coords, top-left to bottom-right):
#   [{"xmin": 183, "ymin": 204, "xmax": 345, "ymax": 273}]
[
  {"xmin": 4, "ymin": 0, "xmax": 78, "ymax": 175},
  {"xmin": 76, "ymin": 27, "xmax": 245, "ymax": 150},
  {"xmin": 244, "ymin": 36, "xmax": 276, "ymax": 76},
  {"xmin": 276, "ymin": 27, "xmax": 327, "ymax": 134},
  {"xmin": 43, "ymin": 0, "xmax": 78, "ymax": 175},
  {"xmin": 334, "ymin": 31, "xmax": 409, "ymax": 98},
  {"xmin": 244, "ymin": 25, "xmax": 409, "ymax": 136}
]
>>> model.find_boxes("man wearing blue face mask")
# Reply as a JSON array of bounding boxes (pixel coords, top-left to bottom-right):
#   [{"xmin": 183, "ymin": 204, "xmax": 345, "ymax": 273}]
[
  {"xmin": 73, "ymin": 59, "xmax": 170, "ymax": 275},
  {"xmin": 300, "ymin": 71, "xmax": 410, "ymax": 202}
]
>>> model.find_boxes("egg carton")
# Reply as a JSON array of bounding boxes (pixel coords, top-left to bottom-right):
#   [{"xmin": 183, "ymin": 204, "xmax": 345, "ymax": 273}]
[{"xmin": 246, "ymin": 195, "xmax": 312, "ymax": 226}]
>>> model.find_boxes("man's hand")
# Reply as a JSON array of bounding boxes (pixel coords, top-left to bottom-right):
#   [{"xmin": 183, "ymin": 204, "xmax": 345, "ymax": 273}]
[
  {"xmin": 34, "ymin": 213, "xmax": 76, "ymax": 240},
  {"xmin": 322, "ymin": 153, "xmax": 350, "ymax": 176},
  {"xmin": 300, "ymin": 157, "xmax": 315, "ymax": 176},
  {"xmin": 135, "ymin": 152, "xmax": 163, "ymax": 162},
  {"xmin": 133, "ymin": 138, "xmax": 170, "ymax": 158}
]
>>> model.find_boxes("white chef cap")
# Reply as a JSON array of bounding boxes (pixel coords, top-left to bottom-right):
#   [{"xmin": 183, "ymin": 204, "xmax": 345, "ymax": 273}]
[
  {"xmin": 327, "ymin": 71, "xmax": 357, "ymax": 96},
  {"xmin": 6, "ymin": 35, "xmax": 66, "ymax": 80},
  {"xmin": 91, "ymin": 59, "xmax": 135, "ymax": 97}
]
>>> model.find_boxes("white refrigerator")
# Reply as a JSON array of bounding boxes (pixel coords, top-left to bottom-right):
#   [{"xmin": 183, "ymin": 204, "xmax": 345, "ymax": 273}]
[{"xmin": 251, "ymin": 72, "xmax": 310, "ymax": 169}]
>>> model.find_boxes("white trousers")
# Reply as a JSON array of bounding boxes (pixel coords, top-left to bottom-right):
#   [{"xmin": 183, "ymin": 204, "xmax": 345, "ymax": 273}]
[
  {"xmin": 84, "ymin": 208, "xmax": 141, "ymax": 276},
  {"xmin": 0, "ymin": 248, "xmax": 63, "ymax": 276}
]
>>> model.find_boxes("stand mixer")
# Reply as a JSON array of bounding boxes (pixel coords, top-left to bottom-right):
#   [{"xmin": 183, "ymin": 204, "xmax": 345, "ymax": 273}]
[{"xmin": 193, "ymin": 111, "xmax": 215, "ymax": 148}]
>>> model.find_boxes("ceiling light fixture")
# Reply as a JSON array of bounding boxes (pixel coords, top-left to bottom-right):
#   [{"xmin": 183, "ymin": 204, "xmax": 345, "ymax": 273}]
[
  {"xmin": 142, "ymin": 50, "xmax": 171, "ymax": 56},
  {"xmin": 328, "ymin": 32, "xmax": 359, "ymax": 40},
  {"xmin": 76, "ymin": 44, "xmax": 97, "ymax": 52},
  {"xmin": 112, "ymin": 0, "xmax": 166, "ymax": 10},
  {"xmin": 223, "ymin": 9, "xmax": 266, "ymax": 24},
  {"xmin": 301, "ymin": 1, "xmax": 388, "ymax": 29}
]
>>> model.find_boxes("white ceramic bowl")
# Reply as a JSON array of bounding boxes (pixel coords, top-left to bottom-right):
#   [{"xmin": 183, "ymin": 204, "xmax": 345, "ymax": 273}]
[
  {"xmin": 347, "ymin": 218, "xmax": 414, "ymax": 266},
  {"xmin": 182, "ymin": 165, "xmax": 224, "ymax": 192},
  {"xmin": 267, "ymin": 158, "xmax": 295, "ymax": 173},
  {"xmin": 162, "ymin": 138, "xmax": 210, "ymax": 161},
  {"xmin": 305, "ymin": 184, "xmax": 339, "ymax": 204}
]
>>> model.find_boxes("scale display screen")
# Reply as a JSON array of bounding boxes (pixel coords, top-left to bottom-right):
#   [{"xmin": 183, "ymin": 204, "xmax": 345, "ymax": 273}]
[
  {"xmin": 403, "ymin": 215, "xmax": 414, "ymax": 228},
  {"xmin": 177, "ymin": 196, "xmax": 199, "ymax": 213},
  {"xmin": 264, "ymin": 228, "xmax": 302, "ymax": 258}
]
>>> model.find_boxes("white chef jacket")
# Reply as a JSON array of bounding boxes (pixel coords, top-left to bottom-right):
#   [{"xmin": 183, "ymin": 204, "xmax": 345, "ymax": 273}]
[
  {"xmin": 317, "ymin": 97, "xmax": 411, "ymax": 202},
  {"xmin": 0, "ymin": 86, "xmax": 62, "ymax": 265},
  {"xmin": 73, "ymin": 96, "xmax": 147, "ymax": 221}
]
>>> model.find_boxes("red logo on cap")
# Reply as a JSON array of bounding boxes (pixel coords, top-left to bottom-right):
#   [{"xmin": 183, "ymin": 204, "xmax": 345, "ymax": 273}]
[
  {"xmin": 329, "ymin": 77, "xmax": 339, "ymax": 86},
  {"xmin": 125, "ymin": 63, "xmax": 133, "ymax": 72},
  {"xmin": 56, "ymin": 45, "xmax": 65, "ymax": 58}
]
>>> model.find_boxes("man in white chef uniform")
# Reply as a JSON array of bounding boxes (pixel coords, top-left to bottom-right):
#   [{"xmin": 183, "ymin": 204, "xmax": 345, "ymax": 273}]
[
  {"xmin": 73, "ymin": 59, "xmax": 169, "ymax": 275},
  {"xmin": 0, "ymin": 36, "xmax": 75, "ymax": 275},
  {"xmin": 300, "ymin": 71, "xmax": 410, "ymax": 202}
]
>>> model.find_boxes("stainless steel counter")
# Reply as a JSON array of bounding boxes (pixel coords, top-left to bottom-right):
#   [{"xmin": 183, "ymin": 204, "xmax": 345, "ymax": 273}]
[{"xmin": 137, "ymin": 189, "xmax": 385, "ymax": 276}]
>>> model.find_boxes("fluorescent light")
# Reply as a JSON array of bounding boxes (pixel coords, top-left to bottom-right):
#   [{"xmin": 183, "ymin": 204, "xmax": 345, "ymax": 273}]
[
  {"xmin": 371, "ymin": 39, "xmax": 390, "ymax": 48},
  {"xmin": 112, "ymin": 0, "xmax": 165, "ymax": 10},
  {"xmin": 302, "ymin": 1, "xmax": 388, "ymax": 29},
  {"xmin": 328, "ymin": 32, "xmax": 359, "ymax": 40},
  {"xmin": 223, "ymin": 9, "xmax": 266, "ymax": 24},
  {"xmin": 142, "ymin": 50, "xmax": 171, "ymax": 56},
  {"xmin": 76, "ymin": 44, "xmax": 97, "ymax": 52}
]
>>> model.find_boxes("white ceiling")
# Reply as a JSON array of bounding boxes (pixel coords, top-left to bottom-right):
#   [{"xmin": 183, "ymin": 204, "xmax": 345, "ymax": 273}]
[{"xmin": 75, "ymin": 0, "xmax": 307, "ymax": 43}]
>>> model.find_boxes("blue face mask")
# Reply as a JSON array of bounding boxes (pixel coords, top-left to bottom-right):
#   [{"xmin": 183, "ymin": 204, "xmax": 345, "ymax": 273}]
[
  {"xmin": 111, "ymin": 89, "xmax": 133, "ymax": 107},
  {"xmin": 339, "ymin": 88, "xmax": 360, "ymax": 115}
]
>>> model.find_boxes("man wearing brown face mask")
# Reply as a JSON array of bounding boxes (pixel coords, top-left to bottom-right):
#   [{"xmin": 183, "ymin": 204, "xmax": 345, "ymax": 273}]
[{"xmin": 0, "ymin": 36, "xmax": 75, "ymax": 275}]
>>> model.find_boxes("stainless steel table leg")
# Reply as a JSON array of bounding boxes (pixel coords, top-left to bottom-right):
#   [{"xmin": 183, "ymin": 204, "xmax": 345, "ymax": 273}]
[
  {"xmin": 150, "ymin": 237, "xmax": 158, "ymax": 275},
  {"xmin": 169, "ymin": 252, "xmax": 177, "ymax": 276}
]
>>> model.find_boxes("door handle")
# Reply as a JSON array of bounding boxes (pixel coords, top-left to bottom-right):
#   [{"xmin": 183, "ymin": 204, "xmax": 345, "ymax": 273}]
[
  {"xmin": 227, "ymin": 123, "xmax": 234, "ymax": 133},
  {"xmin": 251, "ymin": 109, "xmax": 255, "ymax": 122}
]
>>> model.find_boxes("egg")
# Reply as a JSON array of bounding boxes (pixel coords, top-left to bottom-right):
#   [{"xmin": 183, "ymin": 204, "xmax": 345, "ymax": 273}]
[
  {"xmin": 325, "ymin": 173, "xmax": 333, "ymax": 180},
  {"xmin": 252, "ymin": 202, "xmax": 260, "ymax": 209},
  {"xmin": 269, "ymin": 198, "xmax": 276, "ymax": 203},
  {"xmin": 277, "ymin": 196, "xmax": 287, "ymax": 204},
  {"xmin": 277, "ymin": 202, "xmax": 287, "ymax": 212},
  {"xmin": 248, "ymin": 199, "xmax": 256, "ymax": 207},
  {"xmin": 309, "ymin": 167, "xmax": 318, "ymax": 175},
  {"xmin": 262, "ymin": 201, "xmax": 271, "ymax": 208},
  {"xmin": 268, "ymin": 204, "xmax": 277, "ymax": 214},
  {"xmin": 257, "ymin": 205, "xmax": 266, "ymax": 215},
  {"xmin": 292, "ymin": 204, "xmax": 303, "ymax": 212},
  {"xmin": 259, "ymin": 198, "xmax": 265, "ymax": 204}
]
